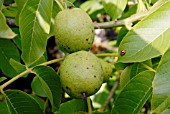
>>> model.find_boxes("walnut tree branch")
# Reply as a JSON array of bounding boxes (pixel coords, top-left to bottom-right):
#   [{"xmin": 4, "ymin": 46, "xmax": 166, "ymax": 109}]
[
  {"xmin": 100, "ymin": 77, "xmax": 119, "ymax": 112},
  {"xmin": 94, "ymin": 11, "xmax": 148, "ymax": 29}
]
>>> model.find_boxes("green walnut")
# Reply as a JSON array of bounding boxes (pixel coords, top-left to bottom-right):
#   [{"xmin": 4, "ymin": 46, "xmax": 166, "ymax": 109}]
[
  {"xmin": 99, "ymin": 59, "xmax": 113, "ymax": 82},
  {"xmin": 59, "ymin": 51, "xmax": 103, "ymax": 98},
  {"xmin": 54, "ymin": 8, "xmax": 94, "ymax": 53}
]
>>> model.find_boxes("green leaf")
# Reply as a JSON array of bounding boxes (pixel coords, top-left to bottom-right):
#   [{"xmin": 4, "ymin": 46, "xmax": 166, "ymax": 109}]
[
  {"xmin": 120, "ymin": 65, "xmax": 133, "ymax": 89},
  {"xmin": 102, "ymin": 0, "xmax": 127, "ymax": 20},
  {"xmin": 31, "ymin": 76, "xmax": 47, "ymax": 97},
  {"xmin": 19, "ymin": 0, "xmax": 53, "ymax": 66},
  {"xmin": 4, "ymin": 90, "xmax": 43, "ymax": 114},
  {"xmin": 0, "ymin": 0, "xmax": 3, "ymax": 10},
  {"xmin": 0, "ymin": 11, "xmax": 16, "ymax": 39},
  {"xmin": 118, "ymin": 0, "xmax": 170, "ymax": 63},
  {"xmin": 30, "ymin": 95, "xmax": 45, "ymax": 110},
  {"xmin": 14, "ymin": 0, "xmax": 27, "ymax": 26},
  {"xmin": 33, "ymin": 66, "xmax": 62, "ymax": 112},
  {"xmin": 0, "ymin": 102, "xmax": 9, "ymax": 114},
  {"xmin": 80, "ymin": 0, "xmax": 103, "ymax": 15},
  {"xmin": 162, "ymin": 108, "xmax": 170, "ymax": 114},
  {"xmin": 12, "ymin": 28, "xmax": 22, "ymax": 50},
  {"xmin": 2, "ymin": 4, "xmax": 18, "ymax": 17},
  {"xmin": 0, "ymin": 39, "xmax": 20, "ymax": 77},
  {"xmin": 116, "ymin": 27, "xmax": 129, "ymax": 46},
  {"xmin": 152, "ymin": 48, "xmax": 170, "ymax": 113},
  {"xmin": 59, "ymin": 99, "xmax": 87, "ymax": 113},
  {"xmin": 112, "ymin": 71, "xmax": 155, "ymax": 114},
  {"xmin": 0, "ymin": 77, "xmax": 7, "ymax": 82},
  {"xmin": 9, "ymin": 59, "xmax": 27, "ymax": 77},
  {"xmin": 120, "ymin": 60, "xmax": 152, "ymax": 88},
  {"xmin": 48, "ymin": 1, "xmax": 61, "ymax": 38}
]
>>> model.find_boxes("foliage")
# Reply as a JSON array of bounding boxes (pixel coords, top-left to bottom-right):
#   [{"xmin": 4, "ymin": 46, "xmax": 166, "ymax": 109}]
[{"xmin": 0, "ymin": 0, "xmax": 170, "ymax": 114}]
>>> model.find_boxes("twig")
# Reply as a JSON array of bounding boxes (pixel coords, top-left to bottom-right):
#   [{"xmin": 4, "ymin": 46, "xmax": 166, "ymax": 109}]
[
  {"xmin": 87, "ymin": 97, "xmax": 92, "ymax": 114},
  {"xmin": 100, "ymin": 77, "xmax": 119, "ymax": 112},
  {"xmin": 141, "ymin": 63, "xmax": 156, "ymax": 72},
  {"xmin": 0, "ymin": 58, "xmax": 64, "ymax": 93},
  {"xmin": 94, "ymin": 11, "xmax": 148, "ymax": 29}
]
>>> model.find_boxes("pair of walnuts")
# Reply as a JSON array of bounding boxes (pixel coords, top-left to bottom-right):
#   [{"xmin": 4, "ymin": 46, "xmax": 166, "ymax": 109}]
[{"xmin": 54, "ymin": 8, "xmax": 112, "ymax": 99}]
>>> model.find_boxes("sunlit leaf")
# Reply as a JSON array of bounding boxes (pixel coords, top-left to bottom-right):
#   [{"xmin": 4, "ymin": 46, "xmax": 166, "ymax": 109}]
[
  {"xmin": 0, "ymin": 39, "xmax": 20, "ymax": 77},
  {"xmin": 33, "ymin": 66, "xmax": 62, "ymax": 112},
  {"xmin": 102, "ymin": 0, "xmax": 127, "ymax": 20},
  {"xmin": 112, "ymin": 71, "xmax": 155, "ymax": 114},
  {"xmin": 19, "ymin": 0, "xmax": 53, "ymax": 66},
  {"xmin": 48, "ymin": 1, "xmax": 61, "ymax": 38},
  {"xmin": 152, "ymin": 48, "xmax": 170, "ymax": 113},
  {"xmin": 118, "ymin": 0, "xmax": 170, "ymax": 63},
  {"xmin": 0, "ymin": 11, "xmax": 16, "ymax": 39},
  {"xmin": 59, "ymin": 99, "xmax": 87, "ymax": 113},
  {"xmin": 4, "ymin": 90, "xmax": 43, "ymax": 114},
  {"xmin": 14, "ymin": 0, "xmax": 27, "ymax": 26}
]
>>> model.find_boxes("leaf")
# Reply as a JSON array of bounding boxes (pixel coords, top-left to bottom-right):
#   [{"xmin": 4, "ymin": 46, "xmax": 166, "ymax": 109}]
[
  {"xmin": 0, "ymin": 77, "xmax": 7, "ymax": 82},
  {"xmin": 12, "ymin": 28, "xmax": 22, "ymax": 50},
  {"xmin": 19, "ymin": 0, "xmax": 53, "ymax": 66},
  {"xmin": 0, "ymin": 11, "xmax": 16, "ymax": 39},
  {"xmin": 162, "ymin": 108, "xmax": 170, "ymax": 114},
  {"xmin": 33, "ymin": 66, "xmax": 62, "ymax": 112},
  {"xmin": 152, "ymin": 48, "xmax": 170, "ymax": 113},
  {"xmin": 10, "ymin": 59, "xmax": 27, "ymax": 77},
  {"xmin": 80, "ymin": 0, "xmax": 103, "ymax": 15},
  {"xmin": 118, "ymin": 0, "xmax": 170, "ymax": 63},
  {"xmin": 31, "ymin": 76, "xmax": 47, "ymax": 97},
  {"xmin": 120, "ymin": 65, "xmax": 133, "ymax": 89},
  {"xmin": 0, "ymin": 39, "xmax": 20, "ymax": 77},
  {"xmin": 0, "ymin": 102, "xmax": 9, "ymax": 114},
  {"xmin": 4, "ymin": 90, "xmax": 43, "ymax": 114},
  {"xmin": 48, "ymin": 1, "xmax": 61, "ymax": 38},
  {"xmin": 102, "ymin": 0, "xmax": 127, "ymax": 20},
  {"xmin": 120, "ymin": 60, "xmax": 152, "ymax": 88},
  {"xmin": 14, "ymin": 0, "xmax": 27, "ymax": 26},
  {"xmin": 30, "ymin": 95, "xmax": 45, "ymax": 110},
  {"xmin": 59, "ymin": 99, "xmax": 87, "ymax": 113},
  {"xmin": 0, "ymin": 0, "xmax": 3, "ymax": 10},
  {"xmin": 112, "ymin": 71, "xmax": 155, "ymax": 114},
  {"xmin": 2, "ymin": 4, "xmax": 18, "ymax": 17}
]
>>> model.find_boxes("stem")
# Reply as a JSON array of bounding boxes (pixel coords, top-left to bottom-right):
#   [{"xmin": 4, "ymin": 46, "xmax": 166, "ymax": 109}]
[
  {"xmin": 0, "ymin": 68, "xmax": 32, "ymax": 92},
  {"xmin": 0, "ymin": 58, "xmax": 64, "ymax": 93},
  {"xmin": 100, "ymin": 77, "xmax": 119, "ymax": 112},
  {"xmin": 40, "ymin": 58, "xmax": 64, "ymax": 66},
  {"xmin": 96, "ymin": 53, "xmax": 118, "ymax": 57},
  {"xmin": 55, "ymin": 0, "xmax": 64, "ymax": 10},
  {"xmin": 141, "ymin": 63, "xmax": 156, "ymax": 72},
  {"xmin": 87, "ymin": 97, "xmax": 92, "ymax": 114},
  {"xmin": 94, "ymin": 11, "xmax": 148, "ymax": 29}
]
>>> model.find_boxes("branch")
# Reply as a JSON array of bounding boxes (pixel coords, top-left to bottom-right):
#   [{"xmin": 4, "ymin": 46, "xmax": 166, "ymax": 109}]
[
  {"xmin": 0, "ymin": 58, "xmax": 64, "ymax": 93},
  {"xmin": 141, "ymin": 63, "xmax": 156, "ymax": 72},
  {"xmin": 94, "ymin": 11, "xmax": 148, "ymax": 29},
  {"xmin": 99, "ymin": 77, "xmax": 119, "ymax": 112}
]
